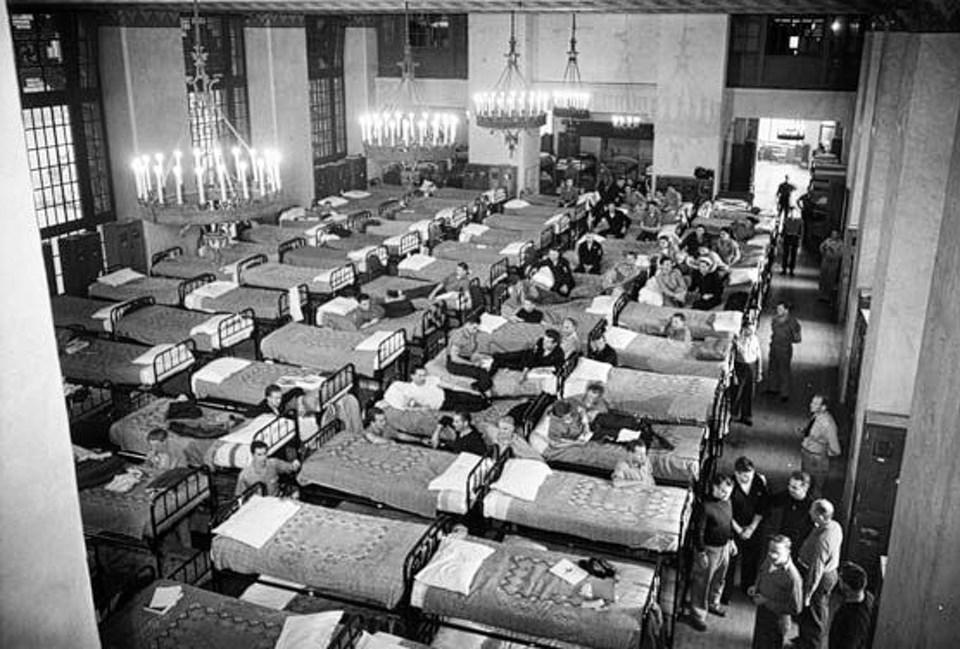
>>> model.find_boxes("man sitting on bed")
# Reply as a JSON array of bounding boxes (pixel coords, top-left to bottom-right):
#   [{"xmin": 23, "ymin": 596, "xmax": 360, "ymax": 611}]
[
  {"xmin": 355, "ymin": 293, "xmax": 385, "ymax": 329},
  {"xmin": 145, "ymin": 428, "xmax": 186, "ymax": 471},
  {"xmin": 382, "ymin": 289, "xmax": 415, "ymax": 319},
  {"xmin": 688, "ymin": 256, "xmax": 726, "ymax": 311},
  {"xmin": 429, "ymin": 411, "xmax": 490, "ymax": 455},
  {"xmin": 235, "ymin": 440, "xmax": 301, "ymax": 497},
  {"xmin": 611, "ymin": 439, "xmax": 655, "ymax": 488},
  {"xmin": 575, "ymin": 234, "xmax": 604, "ymax": 274},
  {"xmin": 429, "ymin": 261, "xmax": 474, "ymax": 308},
  {"xmin": 547, "ymin": 399, "xmax": 593, "ymax": 449},
  {"xmin": 602, "ymin": 250, "xmax": 643, "ymax": 293},
  {"xmin": 382, "ymin": 365, "xmax": 489, "ymax": 414},
  {"xmin": 362, "ymin": 407, "xmax": 426, "ymax": 446},
  {"xmin": 246, "ymin": 384, "xmax": 285, "ymax": 418},
  {"xmin": 512, "ymin": 295, "xmax": 545, "ymax": 324},
  {"xmin": 489, "ymin": 328, "xmax": 565, "ymax": 380},
  {"xmin": 446, "ymin": 317, "xmax": 494, "ymax": 398},
  {"xmin": 536, "ymin": 248, "xmax": 576, "ymax": 297},
  {"xmin": 588, "ymin": 332, "xmax": 619, "ymax": 366}
]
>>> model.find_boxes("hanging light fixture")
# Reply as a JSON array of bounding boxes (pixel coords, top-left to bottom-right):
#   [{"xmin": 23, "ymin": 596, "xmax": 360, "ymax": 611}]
[
  {"xmin": 359, "ymin": 3, "xmax": 459, "ymax": 167},
  {"xmin": 551, "ymin": 13, "xmax": 590, "ymax": 119},
  {"xmin": 472, "ymin": 10, "xmax": 548, "ymax": 155},
  {"xmin": 612, "ymin": 115, "xmax": 644, "ymax": 130},
  {"xmin": 130, "ymin": 0, "xmax": 284, "ymax": 224}
]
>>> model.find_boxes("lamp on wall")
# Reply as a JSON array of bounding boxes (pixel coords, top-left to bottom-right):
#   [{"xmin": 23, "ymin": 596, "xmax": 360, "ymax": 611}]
[
  {"xmin": 359, "ymin": 2, "xmax": 459, "ymax": 168},
  {"xmin": 472, "ymin": 11, "xmax": 548, "ymax": 155},
  {"xmin": 551, "ymin": 13, "xmax": 590, "ymax": 120},
  {"xmin": 130, "ymin": 0, "xmax": 285, "ymax": 225}
]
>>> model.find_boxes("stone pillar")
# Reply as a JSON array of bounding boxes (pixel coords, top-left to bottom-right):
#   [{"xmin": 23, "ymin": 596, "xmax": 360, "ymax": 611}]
[
  {"xmin": 653, "ymin": 14, "xmax": 729, "ymax": 194},
  {"xmin": 874, "ymin": 40, "xmax": 960, "ymax": 649},
  {"xmin": 0, "ymin": 3, "xmax": 99, "ymax": 646},
  {"xmin": 468, "ymin": 13, "xmax": 540, "ymax": 196},
  {"xmin": 344, "ymin": 27, "xmax": 377, "ymax": 161},
  {"xmin": 842, "ymin": 33, "xmax": 960, "ymax": 523},
  {"xmin": 99, "ymin": 23, "xmax": 191, "ymax": 220},
  {"xmin": 245, "ymin": 25, "xmax": 314, "ymax": 207}
]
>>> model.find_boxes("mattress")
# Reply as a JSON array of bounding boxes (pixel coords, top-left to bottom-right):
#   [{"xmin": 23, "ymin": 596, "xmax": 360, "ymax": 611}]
[
  {"xmin": 51, "ymin": 295, "xmax": 116, "ymax": 332},
  {"xmin": 469, "ymin": 227, "xmax": 546, "ymax": 249},
  {"xmin": 609, "ymin": 328, "xmax": 730, "ymax": 378},
  {"xmin": 191, "ymin": 357, "xmax": 325, "ymax": 406},
  {"xmin": 211, "ymin": 502, "xmax": 428, "ymax": 609},
  {"xmin": 413, "ymin": 540, "xmax": 656, "ymax": 649},
  {"xmin": 484, "ymin": 474, "xmax": 689, "ymax": 552},
  {"xmin": 563, "ymin": 362, "xmax": 719, "ymax": 425},
  {"xmin": 382, "ymin": 398, "xmax": 526, "ymax": 440},
  {"xmin": 240, "ymin": 222, "xmax": 316, "ymax": 247},
  {"xmin": 261, "ymin": 323, "xmax": 405, "ymax": 377},
  {"xmin": 360, "ymin": 309, "xmax": 439, "ymax": 342},
  {"xmin": 360, "ymin": 275, "xmax": 437, "ymax": 301},
  {"xmin": 424, "ymin": 355, "xmax": 553, "ymax": 399},
  {"xmin": 541, "ymin": 423, "xmax": 705, "ymax": 485},
  {"xmin": 58, "ymin": 338, "xmax": 194, "ymax": 386},
  {"xmin": 151, "ymin": 256, "xmax": 232, "ymax": 281},
  {"xmin": 325, "ymin": 233, "xmax": 416, "ymax": 258},
  {"xmin": 398, "ymin": 255, "xmax": 501, "ymax": 288},
  {"xmin": 88, "ymin": 276, "xmax": 182, "ymax": 306},
  {"xmin": 241, "ymin": 261, "xmax": 354, "ymax": 295},
  {"xmin": 100, "ymin": 580, "xmax": 302, "ymax": 649},
  {"xmin": 617, "ymin": 302, "xmax": 742, "ymax": 340},
  {"xmin": 79, "ymin": 466, "xmax": 209, "ymax": 538},
  {"xmin": 114, "ymin": 305, "xmax": 252, "ymax": 352},
  {"xmin": 432, "ymin": 241, "xmax": 524, "ymax": 268},
  {"xmin": 184, "ymin": 284, "xmax": 288, "ymax": 321},
  {"xmin": 297, "ymin": 430, "xmax": 470, "ymax": 517}
]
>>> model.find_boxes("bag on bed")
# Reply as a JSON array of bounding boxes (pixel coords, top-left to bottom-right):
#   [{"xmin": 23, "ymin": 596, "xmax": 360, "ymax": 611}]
[
  {"xmin": 695, "ymin": 338, "xmax": 729, "ymax": 361},
  {"xmin": 168, "ymin": 419, "xmax": 236, "ymax": 439}
]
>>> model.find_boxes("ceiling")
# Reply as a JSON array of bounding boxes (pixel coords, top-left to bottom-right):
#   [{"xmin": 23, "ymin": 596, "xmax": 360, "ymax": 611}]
[{"xmin": 11, "ymin": 0, "xmax": 890, "ymax": 14}]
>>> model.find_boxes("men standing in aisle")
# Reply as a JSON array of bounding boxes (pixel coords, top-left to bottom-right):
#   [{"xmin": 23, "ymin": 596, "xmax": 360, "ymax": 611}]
[
  {"xmin": 749, "ymin": 535, "xmax": 803, "ymax": 649},
  {"xmin": 781, "ymin": 208, "xmax": 804, "ymax": 276},
  {"xmin": 725, "ymin": 456, "xmax": 769, "ymax": 603},
  {"xmin": 686, "ymin": 474, "xmax": 736, "ymax": 632},
  {"xmin": 765, "ymin": 471, "xmax": 815, "ymax": 552},
  {"xmin": 767, "ymin": 302, "xmax": 802, "ymax": 402},
  {"xmin": 777, "ymin": 175, "xmax": 796, "ymax": 220},
  {"xmin": 733, "ymin": 319, "xmax": 762, "ymax": 425},
  {"xmin": 794, "ymin": 499, "xmax": 843, "ymax": 649},
  {"xmin": 799, "ymin": 394, "xmax": 841, "ymax": 498},
  {"xmin": 828, "ymin": 562, "xmax": 875, "ymax": 649}
]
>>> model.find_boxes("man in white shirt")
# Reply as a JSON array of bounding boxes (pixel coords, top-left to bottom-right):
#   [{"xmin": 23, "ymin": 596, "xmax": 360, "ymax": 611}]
[
  {"xmin": 799, "ymin": 395, "xmax": 841, "ymax": 497},
  {"xmin": 733, "ymin": 319, "xmax": 762, "ymax": 426},
  {"xmin": 381, "ymin": 366, "xmax": 489, "ymax": 413}
]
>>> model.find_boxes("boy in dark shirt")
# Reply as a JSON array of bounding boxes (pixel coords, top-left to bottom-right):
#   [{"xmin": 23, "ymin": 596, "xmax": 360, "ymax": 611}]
[
  {"xmin": 514, "ymin": 296, "xmax": 545, "ymax": 324},
  {"xmin": 382, "ymin": 289, "xmax": 415, "ymax": 318},
  {"xmin": 829, "ymin": 562, "xmax": 874, "ymax": 649},
  {"xmin": 489, "ymin": 329, "xmax": 564, "ymax": 377},
  {"xmin": 588, "ymin": 333, "xmax": 619, "ymax": 366},
  {"xmin": 688, "ymin": 474, "xmax": 736, "ymax": 631}
]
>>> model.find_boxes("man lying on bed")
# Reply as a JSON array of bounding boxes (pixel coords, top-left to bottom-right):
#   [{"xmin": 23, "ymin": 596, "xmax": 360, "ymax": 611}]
[
  {"xmin": 363, "ymin": 407, "xmax": 432, "ymax": 446},
  {"xmin": 428, "ymin": 261, "xmax": 478, "ymax": 309},
  {"xmin": 489, "ymin": 329, "xmax": 565, "ymax": 380},
  {"xmin": 382, "ymin": 365, "xmax": 490, "ymax": 414},
  {"xmin": 428, "ymin": 411, "xmax": 491, "ymax": 455},
  {"xmin": 355, "ymin": 293, "xmax": 386, "ymax": 329}
]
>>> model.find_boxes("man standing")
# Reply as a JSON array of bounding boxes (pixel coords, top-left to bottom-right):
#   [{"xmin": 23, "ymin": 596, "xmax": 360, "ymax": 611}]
[
  {"xmin": 765, "ymin": 471, "xmax": 814, "ymax": 552},
  {"xmin": 794, "ymin": 499, "xmax": 843, "ymax": 649},
  {"xmin": 767, "ymin": 302, "xmax": 802, "ymax": 402},
  {"xmin": 686, "ymin": 474, "xmax": 736, "ymax": 632},
  {"xmin": 776, "ymin": 175, "xmax": 796, "ymax": 221},
  {"xmin": 781, "ymin": 208, "xmax": 804, "ymax": 276},
  {"xmin": 799, "ymin": 394, "xmax": 841, "ymax": 498},
  {"xmin": 829, "ymin": 562, "xmax": 875, "ymax": 649},
  {"xmin": 726, "ymin": 457, "xmax": 769, "ymax": 602},
  {"xmin": 733, "ymin": 319, "xmax": 762, "ymax": 425},
  {"xmin": 749, "ymin": 535, "xmax": 803, "ymax": 649}
]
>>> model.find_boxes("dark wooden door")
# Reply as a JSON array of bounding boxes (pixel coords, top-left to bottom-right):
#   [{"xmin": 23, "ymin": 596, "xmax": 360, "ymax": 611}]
[{"xmin": 58, "ymin": 231, "xmax": 103, "ymax": 297}]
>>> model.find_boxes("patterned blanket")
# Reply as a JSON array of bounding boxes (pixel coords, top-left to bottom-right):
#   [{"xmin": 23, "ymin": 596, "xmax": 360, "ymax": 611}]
[
  {"xmin": 115, "ymin": 306, "xmax": 225, "ymax": 351},
  {"xmin": 211, "ymin": 505, "xmax": 427, "ymax": 609},
  {"xmin": 261, "ymin": 323, "xmax": 397, "ymax": 377},
  {"xmin": 192, "ymin": 359, "xmax": 322, "ymax": 406},
  {"xmin": 88, "ymin": 276, "xmax": 182, "ymax": 306}
]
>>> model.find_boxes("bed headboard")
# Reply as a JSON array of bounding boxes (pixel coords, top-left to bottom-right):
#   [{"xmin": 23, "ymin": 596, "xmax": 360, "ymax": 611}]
[
  {"xmin": 348, "ymin": 209, "xmax": 373, "ymax": 232},
  {"xmin": 378, "ymin": 198, "xmax": 402, "ymax": 219},
  {"xmin": 164, "ymin": 549, "xmax": 212, "ymax": 587},
  {"xmin": 398, "ymin": 231, "xmax": 421, "ymax": 257},
  {"xmin": 586, "ymin": 317, "xmax": 607, "ymax": 345},
  {"xmin": 212, "ymin": 481, "xmax": 265, "ymax": 529},
  {"xmin": 326, "ymin": 614, "xmax": 365, "ymax": 649},
  {"xmin": 177, "ymin": 273, "xmax": 217, "ymax": 306},
  {"xmin": 320, "ymin": 362, "xmax": 356, "ymax": 410},
  {"xmin": 108, "ymin": 295, "xmax": 156, "ymax": 334},
  {"xmin": 538, "ymin": 227, "xmax": 555, "ymax": 252},
  {"xmin": 448, "ymin": 204, "xmax": 470, "ymax": 230},
  {"xmin": 299, "ymin": 417, "xmax": 344, "ymax": 462},
  {"xmin": 556, "ymin": 351, "xmax": 580, "ymax": 395},
  {"xmin": 489, "ymin": 257, "xmax": 509, "ymax": 289},
  {"xmin": 330, "ymin": 263, "xmax": 358, "ymax": 295},
  {"xmin": 401, "ymin": 515, "xmax": 458, "ymax": 601},
  {"xmin": 278, "ymin": 237, "xmax": 307, "ymax": 263},
  {"xmin": 611, "ymin": 292, "xmax": 629, "ymax": 326},
  {"xmin": 520, "ymin": 392, "xmax": 556, "ymax": 441},
  {"xmin": 236, "ymin": 254, "xmax": 269, "ymax": 283}
]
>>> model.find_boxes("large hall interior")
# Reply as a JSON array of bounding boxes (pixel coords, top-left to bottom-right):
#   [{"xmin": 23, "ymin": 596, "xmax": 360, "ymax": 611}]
[{"xmin": 1, "ymin": 0, "xmax": 959, "ymax": 648}]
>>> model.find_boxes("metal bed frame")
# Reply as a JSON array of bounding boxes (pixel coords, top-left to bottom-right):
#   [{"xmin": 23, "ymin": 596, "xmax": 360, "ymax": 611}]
[{"xmin": 59, "ymin": 332, "xmax": 197, "ymax": 393}]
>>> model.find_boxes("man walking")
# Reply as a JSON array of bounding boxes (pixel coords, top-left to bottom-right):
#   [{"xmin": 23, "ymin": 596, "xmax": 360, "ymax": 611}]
[
  {"xmin": 767, "ymin": 302, "xmax": 802, "ymax": 402},
  {"xmin": 794, "ymin": 499, "xmax": 843, "ymax": 649},
  {"xmin": 749, "ymin": 535, "xmax": 803, "ymax": 649},
  {"xmin": 781, "ymin": 208, "xmax": 804, "ymax": 276},
  {"xmin": 776, "ymin": 175, "xmax": 796, "ymax": 221},
  {"xmin": 686, "ymin": 474, "xmax": 736, "ymax": 632},
  {"xmin": 799, "ymin": 394, "xmax": 841, "ymax": 498},
  {"xmin": 733, "ymin": 319, "xmax": 762, "ymax": 425}
]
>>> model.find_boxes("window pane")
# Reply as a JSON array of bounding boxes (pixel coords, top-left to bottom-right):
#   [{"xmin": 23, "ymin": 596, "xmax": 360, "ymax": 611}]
[{"xmin": 22, "ymin": 105, "xmax": 83, "ymax": 231}]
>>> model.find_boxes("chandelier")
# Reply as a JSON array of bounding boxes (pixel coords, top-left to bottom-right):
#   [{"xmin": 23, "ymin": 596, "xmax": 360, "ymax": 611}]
[
  {"xmin": 359, "ymin": 4, "xmax": 459, "ymax": 166},
  {"xmin": 551, "ymin": 14, "xmax": 590, "ymax": 120},
  {"xmin": 130, "ymin": 0, "xmax": 284, "ymax": 224},
  {"xmin": 472, "ymin": 11, "xmax": 548, "ymax": 155},
  {"xmin": 612, "ymin": 115, "xmax": 644, "ymax": 129}
]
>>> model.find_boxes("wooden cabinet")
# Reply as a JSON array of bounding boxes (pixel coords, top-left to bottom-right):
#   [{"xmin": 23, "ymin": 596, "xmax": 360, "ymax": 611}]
[
  {"xmin": 848, "ymin": 412, "xmax": 906, "ymax": 588},
  {"xmin": 463, "ymin": 164, "xmax": 517, "ymax": 197},
  {"xmin": 58, "ymin": 230, "xmax": 103, "ymax": 297},
  {"xmin": 101, "ymin": 220, "xmax": 146, "ymax": 274}
]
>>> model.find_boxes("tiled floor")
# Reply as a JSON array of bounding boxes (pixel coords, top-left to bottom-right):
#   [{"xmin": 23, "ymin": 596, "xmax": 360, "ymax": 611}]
[{"xmin": 674, "ymin": 245, "xmax": 846, "ymax": 648}]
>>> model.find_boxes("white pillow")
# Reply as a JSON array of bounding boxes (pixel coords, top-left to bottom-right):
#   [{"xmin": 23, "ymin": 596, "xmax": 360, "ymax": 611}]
[
  {"xmin": 504, "ymin": 198, "xmax": 530, "ymax": 209},
  {"xmin": 98, "ymin": 268, "xmax": 144, "ymax": 287},
  {"xmin": 478, "ymin": 312, "xmax": 508, "ymax": 334},
  {"xmin": 712, "ymin": 311, "xmax": 743, "ymax": 333},
  {"xmin": 414, "ymin": 538, "xmax": 494, "ymax": 596},
  {"xmin": 316, "ymin": 296, "xmax": 358, "ymax": 317},
  {"xmin": 531, "ymin": 266, "xmax": 555, "ymax": 290},
  {"xmin": 212, "ymin": 495, "xmax": 300, "ymax": 549},
  {"xmin": 603, "ymin": 326, "xmax": 639, "ymax": 350},
  {"xmin": 428, "ymin": 453, "xmax": 484, "ymax": 492},
  {"xmin": 638, "ymin": 286, "xmax": 664, "ymax": 306},
  {"xmin": 341, "ymin": 190, "xmax": 371, "ymax": 200},
  {"xmin": 492, "ymin": 458, "xmax": 552, "ymax": 501},
  {"xmin": 275, "ymin": 611, "xmax": 343, "ymax": 649},
  {"xmin": 317, "ymin": 195, "xmax": 349, "ymax": 208}
]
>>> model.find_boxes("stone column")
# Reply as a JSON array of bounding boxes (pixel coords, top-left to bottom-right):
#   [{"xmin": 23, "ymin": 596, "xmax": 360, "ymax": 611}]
[
  {"xmin": 468, "ymin": 13, "xmax": 540, "ymax": 196},
  {"xmin": 842, "ymin": 33, "xmax": 960, "ymax": 523},
  {"xmin": 245, "ymin": 25, "xmax": 314, "ymax": 207},
  {"xmin": 874, "ymin": 39, "xmax": 960, "ymax": 649},
  {"xmin": 344, "ymin": 27, "xmax": 377, "ymax": 161},
  {"xmin": 0, "ymin": 3, "xmax": 99, "ymax": 646},
  {"xmin": 653, "ymin": 14, "xmax": 729, "ymax": 194}
]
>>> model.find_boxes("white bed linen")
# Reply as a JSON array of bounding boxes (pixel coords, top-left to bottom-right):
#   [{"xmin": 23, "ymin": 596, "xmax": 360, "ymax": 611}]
[
  {"xmin": 189, "ymin": 356, "xmax": 251, "ymax": 392},
  {"xmin": 212, "ymin": 495, "xmax": 300, "ymax": 549}
]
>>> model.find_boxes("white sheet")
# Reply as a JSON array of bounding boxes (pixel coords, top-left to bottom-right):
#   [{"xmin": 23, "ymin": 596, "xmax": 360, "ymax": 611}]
[
  {"xmin": 499, "ymin": 241, "xmax": 526, "ymax": 257},
  {"xmin": 190, "ymin": 357, "xmax": 251, "ymax": 392},
  {"xmin": 317, "ymin": 195, "xmax": 349, "ymax": 208},
  {"xmin": 478, "ymin": 312, "xmax": 508, "ymax": 334},
  {"xmin": 459, "ymin": 223, "xmax": 489, "ymax": 242},
  {"xmin": 413, "ymin": 538, "xmax": 495, "ymax": 603},
  {"xmin": 492, "ymin": 458, "xmax": 552, "ymax": 501},
  {"xmin": 587, "ymin": 295, "xmax": 618, "ymax": 322},
  {"xmin": 428, "ymin": 453, "xmax": 483, "ymax": 493},
  {"xmin": 240, "ymin": 576, "xmax": 304, "ymax": 610},
  {"xmin": 91, "ymin": 303, "xmax": 118, "ymax": 331},
  {"xmin": 275, "ymin": 611, "xmax": 343, "ymax": 649},
  {"xmin": 183, "ymin": 280, "xmax": 239, "ymax": 311},
  {"xmin": 603, "ymin": 325, "xmax": 639, "ymax": 351},
  {"xmin": 728, "ymin": 266, "xmax": 760, "ymax": 286},
  {"xmin": 303, "ymin": 223, "xmax": 327, "ymax": 245},
  {"xmin": 397, "ymin": 253, "xmax": 435, "ymax": 272},
  {"xmin": 356, "ymin": 631, "xmax": 418, "ymax": 649},
  {"xmin": 288, "ymin": 286, "xmax": 304, "ymax": 322},
  {"xmin": 562, "ymin": 358, "xmax": 614, "ymax": 398},
  {"xmin": 504, "ymin": 198, "xmax": 530, "ymax": 209},
  {"xmin": 346, "ymin": 245, "xmax": 381, "ymax": 273},
  {"xmin": 316, "ymin": 296, "xmax": 358, "ymax": 317},
  {"xmin": 210, "ymin": 414, "xmax": 287, "ymax": 467},
  {"xmin": 711, "ymin": 311, "xmax": 743, "ymax": 334},
  {"xmin": 97, "ymin": 268, "xmax": 144, "ymax": 287},
  {"xmin": 212, "ymin": 495, "xmax": 301, "ymax": 550},
  {"xmin": 482, "ymin": 490, "xmax": 515, "ymax": 521},
  {"xmin": 341, "ymin": 190, "xmax": 371, "ymax": 200},
  {"xmin": 545, "ymin": 212, "xmax": 570, "ymax": 232},
  {"xmin": 355, "ymin": 329, "xmax": 396, "ymax": 352}
]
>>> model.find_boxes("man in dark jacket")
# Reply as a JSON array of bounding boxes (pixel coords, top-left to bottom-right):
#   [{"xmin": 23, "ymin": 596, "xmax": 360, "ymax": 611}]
[
  {"xmin": 489, "ymin": 329, "xmax": 565, "ymax": 377},
  {"xmin": 687, "ymin": 473, "xmax": 736, "ymax": 632}
]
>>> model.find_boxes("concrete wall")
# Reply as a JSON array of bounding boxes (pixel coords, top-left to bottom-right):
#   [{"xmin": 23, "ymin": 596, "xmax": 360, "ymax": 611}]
[
  {"xmin": 0, "ymin": 4, "xmax": 99, "ymax": 645},
  {"xmin": 245, "ymin": 26, "xmax": 313, "ymax": 207},
  {"xmin": 727, "ymin": 88, "xmax": 856, "ymax": 143},
  {"xmin": 653, "ymin": 15, "xmax": 729, "ymax": 188}
]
